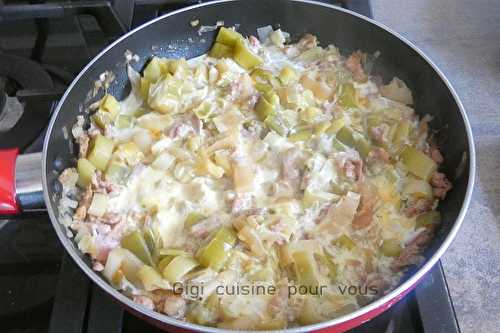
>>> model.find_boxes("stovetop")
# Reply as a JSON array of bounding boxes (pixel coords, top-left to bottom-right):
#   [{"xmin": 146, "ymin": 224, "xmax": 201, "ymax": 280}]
[{"xmin": 0, "ymin": 1, "xmax": 460, "ymax": 332}]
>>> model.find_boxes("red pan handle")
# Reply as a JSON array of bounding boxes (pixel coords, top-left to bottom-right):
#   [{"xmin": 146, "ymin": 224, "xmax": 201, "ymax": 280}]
[
  {"xmin": 0, "ymin": 149, "xmax": 20, "ymax": 214},
  {"xmin": 0, "ymin": 149, "xmax": 44, "ymax": 215}
]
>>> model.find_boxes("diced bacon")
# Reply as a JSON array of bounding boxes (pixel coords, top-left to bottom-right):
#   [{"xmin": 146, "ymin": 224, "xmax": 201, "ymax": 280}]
[
  {"xmin": 163, "ymin": 295, "xmax": 187, "ymax": 319},
  {"xmin": 391, "ymin": 228, "xmax": 433, "ymax": 272},
  {"xmin": 431, "ymin": 172, "xmax": 452, "ymax": 199},
  {"xmin": 368, "ymin": 147, "xmax": 390, "ymax": 164},
  {"xmin": 92, "ymin": 261, "xmax": 104, "ymax": 271},
  {"xmin": 335, "ymin": 151, "xmax": 363, "ymax": 182},
  {"xmin": 249, "ymin": 35, "xmax": 260, "ymax": 47},
  {"xmin": 429, "ymin": 144, "xmax": 444, "ymax": 164},
  {"xmin": 297, "ymin": 34, "xmax": 317, "ymax": 50},
  {"xmin": 74, "ymin": 186, "xmax": 93, "ymax": 221},
  {"xmin": 404, "ymin": 198, "xmax": 433, "ymax": 218},
  {"xmin": 133, "ymin": 295, "xmax": 155, "ymax": 310},
  {"xmin": 345, "ymin": 51, "xmax": 367, "ymax": 82},
  {"xmin": 352, "ymin": 192, "xmax": 375, "ymax": 230},
  {"xmin": 370, "ymin": 126, "xmax": 385, "ymax": 145},
  {"xmin": 78, "ymin": 133, "xmax": 90, "ymax": 157}
]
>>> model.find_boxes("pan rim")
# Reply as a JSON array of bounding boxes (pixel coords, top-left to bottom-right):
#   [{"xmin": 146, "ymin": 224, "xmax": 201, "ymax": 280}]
[{"xmin": 42, "ymin": 0, "xmax": 476, "ymax": 332}]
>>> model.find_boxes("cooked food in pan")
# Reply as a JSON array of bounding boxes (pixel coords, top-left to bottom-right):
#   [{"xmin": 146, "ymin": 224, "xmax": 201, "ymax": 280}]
[{"xmin": 58, "ymin": 26, "xmax": 452, "ymax": 329}]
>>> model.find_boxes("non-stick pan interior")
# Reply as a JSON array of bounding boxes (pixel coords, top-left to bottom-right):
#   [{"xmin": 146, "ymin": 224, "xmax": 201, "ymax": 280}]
[{"xmin": 43, "ymin": 0, "xmax": 472, "ymax": 330}]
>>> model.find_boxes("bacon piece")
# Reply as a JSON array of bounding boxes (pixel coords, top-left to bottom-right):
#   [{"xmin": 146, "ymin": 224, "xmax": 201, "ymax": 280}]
[
  {"xmin": 334, "ymin": 150, "xmax": 364, "ymax": 182},
  {"xmin": 133, "ymin": 295, "xmax": 155, "ymax": 310},
  {"xmin": 368, "ymin": 147, "xmax": 390, "ymax": 164},
  {"xmin": 431, "ymin": 172, "xmax": 452, "ymax": 199},
  {"xmin": 352, "ymin": 192, "xmax": 375, "ymax": 230},
  {"xmin": 429, "ymin": 144, "xmax": 444, "ymax": 164},
  {"xmin": 297, "ymin": 34, "xmax": 317, "ymax": 50},
  {"xmin": 346, "ymin": 51, "xmax": 367, "ymax": 82},
  {"xmin": 74, "ymin": 186, "xmax": 93, "ymax": 221},
  {"xmin": 391, "ymin": 228, "xmax": 433, "ymax": 272},
  {"xmin": 404, "ymin": 198, "xmax": 433, "ymax": 218},
  {"xmin": 163, "ymin": 295, "xmax": 187, "ymax": 319},
  {"xmin": 369, "ymin": 126, "xmax": 385, "ymax": 145}
]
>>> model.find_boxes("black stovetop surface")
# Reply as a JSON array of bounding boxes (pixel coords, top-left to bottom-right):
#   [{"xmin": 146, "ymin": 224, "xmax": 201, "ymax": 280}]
[{"xmin": 0, "ymin": 1, "xmax": 460, "ymax": 332}]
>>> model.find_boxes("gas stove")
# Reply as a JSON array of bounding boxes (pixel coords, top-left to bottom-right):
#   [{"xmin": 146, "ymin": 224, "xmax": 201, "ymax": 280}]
[{"xmin": 0, "ymin": 1, "xmax": 460, "ymax": 332}]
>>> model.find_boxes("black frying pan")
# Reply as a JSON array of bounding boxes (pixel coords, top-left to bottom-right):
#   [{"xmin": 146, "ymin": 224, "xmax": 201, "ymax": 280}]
[{"xmin": 0, "ymin": 1, "xmax": 474, "ymax": 332}]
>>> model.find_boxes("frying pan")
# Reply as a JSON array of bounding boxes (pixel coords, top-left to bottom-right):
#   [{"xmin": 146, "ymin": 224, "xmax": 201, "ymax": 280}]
[{"xmin": 0, "ymin": 0, "xmax": 475, "ymax": 332}]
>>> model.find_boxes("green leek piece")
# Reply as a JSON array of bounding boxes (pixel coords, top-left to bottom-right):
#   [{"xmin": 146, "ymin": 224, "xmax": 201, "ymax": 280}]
[
  {"xmin": 314, "ymin": 122, "xmax": 331, "ymax": 135},
  {"xmin": 137, "ymin": 265, "xmax": 168, "ymax": 291},
  {"xmin": 298, "ymin": 298, "xmax": 323, "ymax": 325},
  {"xmin": 403, "ymin": 178, "xmax": 433, "ymax": 198},
  {"xmin": 77, "ymin": 158, "xmax": 96, "ymax": 188},
  {"xmin": 298, "ymin": 47, "xmax": 323, "ymax": 61},
  {"xmin": 99, "ymin": 94, "xmax": 119, "ymax": 117},
  {"xmin": 333, "ymin": 234, "xmax": 356, "ymax": 250},
  {"xmin": 317, "ymin": 254, "xmax": 337, "ymax": 281},
  {"xmin": 139, "ymin": 77, "xmax": 150, "ymax": 101},
  {"xmin": 300, "ymin": 107, "xmax": 322, "ymax": 123},
  {"xmin": 336, "ymin": 126, "xmax": 356, "ymax": 147},
  {"xmin": 115, "ymin": 114, "xmax": 133, "ymax": 129},
  {"xmin": 380, "ymin": 239, "xmax": 402, "ymax": 257},
  {"xmin": 233, "ymin": 39, "xmax": 263, "ymax": 70},
  {"xmin": 215, "ymin": 27, "xmax": 242, "ymax": 46},
  {"xmin": 279, "ymin": 66, "xmax": 298, "ymax": 85},
  {"xmin": 168, "ymin": 58, "xmax": 188, "ymax": 75},
  {"xmin": 121, "ymin": 230, "xmax": 154, "ymax": 266},
  {"xmin": 193, "ymin": 101, "xmax": 213, "ymax": 120},
  {"xmin": 209, "ymin": 42, "xmax": 233, "ymax": 59},
  {"xmin": 187, "ymin": 304, "xmax": 218, "ymax": 326},
  {"xmin": 324, "ymin": 254, "xmax": 338, "ymax": 281},
  {"xmin": 366, "ymin": 114, "xmax": 383, "ymax": 128},
  {"xmin": 87, "ymin": 193, "xmax": 108, "ymax": 217},
  {"xmin": 400, "ymin": 146, "xmax": 437, "ymax": 180},
  {"xmin": 393, "ymin": 120, "xmax": 411, "ymax": 144},
  {"xmin": 354, "ymin": 136, "xmax": 372, "ymax": 158},
  {"xmin": 185, "ymin": 212, "xmax": 205, "ymax": 228},
  {"xmin": 254, "ymin": 82, "xmax": 273, "ymax": 94},
  {"xmin": 292, "ymin": 251, "xmax": 319, "ymax": 288},
  {"xmin": 326, "ymin": 118, "xmax": 345, "ymax": 135},
  {"xmin": 144, "ymin": 228, "xmax": 163, "ymax": 261},
  {"xmin": 105, "ymin": 161, "xmax": 129, "ymax": 183},
  {"xmin": 92, "ymin": 111, "xmax": 113, "ymax": 129},
  {"xmin": 143, "ymin": 57, "xmax": 163, "ymax": 82},
  {"xmin": 289, "ymin": 130, "xmax": 313, "ymax": 142},
  {"xmin": 87, "ymin": 134, "xmax": 114, "ymax": 171},
  {"xmin": 162, "ymin": 255, "xmax": 199, "ymax": 283},
  {"xmin": 339, "ymin": 83, "xmax": 357, "ymax": 108},
  {"xmin": 157, "ymin": 256, "xmax": 174, "ymax": 273},
  {"xmin": 255, "ymin": 95, "xmax": 275, "ymax": 121},
  {"xmin": 197, "ymin": 227, "xmax": 237, "ymax": 271},
  {"xmin": 416, "ymin": 210, "xmax": 441, "ymax": 228},
  {"xmin": 251, "ymin": 68, "xmax": 274, "ymax": 82},
  {"xmin": 159, "ymin": 248, "xmax": 190, "ymax": 257},
  {"xmin": 264, "ymin": 114, "xmax": 287, "ymax": 136},
  {"xmin": 264, "ymin": 91, "xmax": 280, "ymax": 105}
]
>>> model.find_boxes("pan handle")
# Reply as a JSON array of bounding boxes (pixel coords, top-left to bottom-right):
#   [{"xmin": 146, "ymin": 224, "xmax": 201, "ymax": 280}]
[{"xmin": 0, "ymin": 149, "xmax": 44, "ymax": 214}]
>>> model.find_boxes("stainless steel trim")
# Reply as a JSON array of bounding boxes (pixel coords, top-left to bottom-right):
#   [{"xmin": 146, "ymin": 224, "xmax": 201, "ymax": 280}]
[
  {"xmin": 16, "ymin": 152, "xmax": 45, "ymax": 211},
  {"xmin": 42, "ymin": 1, "xmax": 476, "ymax": 332}
]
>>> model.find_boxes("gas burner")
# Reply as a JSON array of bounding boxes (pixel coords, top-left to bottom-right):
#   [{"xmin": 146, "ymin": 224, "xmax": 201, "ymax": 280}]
[{"xmin": 0, "ymin": 54, "xmax": 64, "ymax": 150}]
